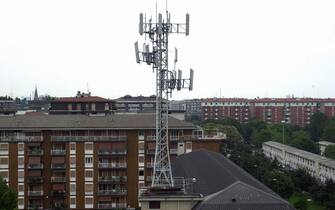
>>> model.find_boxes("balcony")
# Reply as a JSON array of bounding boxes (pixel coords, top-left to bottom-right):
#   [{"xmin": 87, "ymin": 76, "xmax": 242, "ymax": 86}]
[
  {"xmin": 0, "ymin": 149, "xmax": 8, "ymax": 155},
  {"xmin": 28, "ymin": 190, "xmax": 43, "ymax": 196},
  {"xmin": 146, "ymin": 149, "xmax": 156, "ymax": 155},
  {"xmin": 52, "ymin": 190, "xmax": 66, "ymax": 196},
  {"xmin": 51, "ymin": 177, "xmax": 66, "ymax": 183},
  {"xmin": 146, "ymin": 136, "xmax": 156, "ymax": 141},
  {"xmin": 98, "ymin": 203, "xmax": 127, "ymax": 209},
  {"xmin": 28, "ymin": 205, "xmax": 43, "ymax": 210},
  {"xmin": 0, "ymin": 136, "xmax": 42, "ymax": 142},
  {"xmin": 27, "ymin": 177, "xmax": 43, "ymax": 183},
  {"xmin": 98, "ymin": 149, "xmax": 127, "ymax": 155},
  {"xmin": 170, "ymin": 136, "xmax": 180, "ymax": 141},
  {"xmin": 170, "ymin": 149, "xmax": 178, "ymax": 155},
  {"xmin": 98, "ymin": 162, "xmax": 127, "ymax": 169},
  {"xmin": 51, "ymin": 149, "xmax": 66, "ymax": 155},
  {"xmin": 28, "ymin": 163, "xmax": 43, "ymax": 169},
  {"xmin": 146, "ymin": 162, "xmax": 154, "ymax": 168},
  {"xmin": 51, "ymin": 135, "xmax": 127, "ymax": 142},
  {"xmin": 97, "ymin": 189, "xmax": 127, "ymax": 196},
  {"xmin": 28, "ymin": 149, "xmax": 44, "ymax": 156},
  {"xmin": 98, "ymin": 176, "xmax": 127, "ymax": 182},
  {"xmin": 51, "ymin": 163, "xmax": 66, "ymax": 170},
  {"xmin": 146, "ymin": 176, "xmax": 152, "ymax": 182}
]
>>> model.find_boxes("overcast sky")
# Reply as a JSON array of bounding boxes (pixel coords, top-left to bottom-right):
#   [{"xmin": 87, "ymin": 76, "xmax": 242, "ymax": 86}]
[{"xmin": 0, "ymin": 0, "xmax": 334, "ymax": 100}]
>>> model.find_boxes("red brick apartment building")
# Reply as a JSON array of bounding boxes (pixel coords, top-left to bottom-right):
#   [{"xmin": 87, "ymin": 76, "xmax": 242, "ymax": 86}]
[
  {"xmin": 0, "ymin": 114, "xmax": 221, "ymax": 210},
  {"xmin": 202, "ymin": 98, "xmax": 335, "ymax": 127}
]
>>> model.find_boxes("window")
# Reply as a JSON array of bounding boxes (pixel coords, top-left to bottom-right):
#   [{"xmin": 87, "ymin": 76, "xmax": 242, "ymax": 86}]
[
  {"xmin": 85, "ymin": 182, "xmax": 93, "ymax": 195},
  {"xmin": 70, "ymin": 196, "xmax": 76, "ymax": 208},
  {"xmin": 68, "ymin": 104, "xmax": 72, "ymax": 110},
  {"xmin": 85, "ymin": 170, "xmax": 93, "ymax": 178},
  {"xmin": 85, "ymin": 196, "xmax": 93, "ymax": 208},
  {"xmin": 70, "ymin": 156, "xmax": 76, "ymax": 167},
  {"xmin": 0, "ymin": 143, "xmax": 8, "ymax": 153},
  {"xmin": 77, "ymin": 103, "xmax": 81, "ymax": 111},
  {"xmin": 70, "ymin": 170, "xmax": 76, "ymax": 181},
  {"xmin": 18, "ymin": 170, "xmax": 24, "ymax": 181},
  {"xmin": 85, "ymin": 157, "xmax": 93, "ymax": 164},
  {"xmin": 139, "ymin": 169, "xmax": 144, "ymax": 176},
  {"xmin": 0, "ymin": 170, "xmax": 8, "ymax": 179},
  {"xmin": 85, "ymin": 142, "xmax": 93, "ymax": 152},
  {"xmin": 0, "ymin": 157, "xmax": 8, "ymax": 167},
  {"xmin": 138, "ymin": 130, "xmax": 145, "ymax": 140},
  {"xmin": 149, "ymin": 201, "xmax": 160, "ymax": 209},
  {"xmin": 18, "ymin": 143, "xmax": 24, "ymax": 154},
  {"xmin": 105, "ymin": 103, "xmax": 109, "ymax": 111},
  {"xmin": 70, "ymin": 142, "xmax": 76, "ymax": 152},
  {"xmin": 70, "ymin": 183, "xmax": 76, "ymax": 195},
  {"xmin": 91, "ymin": 103, "xmax": 96, "ymax": 111}
]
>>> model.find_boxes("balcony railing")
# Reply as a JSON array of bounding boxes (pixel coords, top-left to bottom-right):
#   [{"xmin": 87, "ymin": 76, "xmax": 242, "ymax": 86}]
[
  {"xmin": 52, "ymin": 190, "xmax": 66, "ymax": 196},
  {"xmin": 146, "ymin": 136, "xmax": 156, "ymax": 141},
  {"xmin": 146, "ymin": 162, "xmax": 154, "ymax": 168},
  {"xmin": 28, "ymin": 190, "xmax": 43, "ymax": 196},
  {"xmin": 98, "ymin": 149, "xmax": 127, "ymax": 155},
  {"xmin": 28, "ymin": 149, "xmax": 44, "ymax": 155},
  {"xmin": 98, "ymin": 162, "xmax": 127, "ymax": 169},
  {"xmin": 98, "ymin": 176, "xmax": 127, "ymax": 182},
  {"xmin": 51, "ymin": 177, "xmax": 66, "ymax": 182},
  {"xmin": 170, "ymin": 149, "xmax": 178, "ymax": 155},
  {"xmin": 146, "ymin": 149, "xmax": 156, "ymax": 155},
  {"xmin": 27, "ymin": 177, "xmax": 43, "ymax": 183},
  {"xmin": 51, "ymin": 149, "xmax": 66, "ymax": 155},
  {"xmin": 97, "ymin": 189, "xmax": 127, "ymax": 196},
  {"xmin": 98, "ymin": 203, "xmax": 127, "ymax": 209},
  {"xmin": 51, "ymin": 163, "xmax": 66, "ymax": 169},
  {"xmin": 28, "ymin": 163, "xmax": 43, "ymax": 169},
  {"xmin": 51, "ymin": 135, "xmax": 127, "ymax": 142},
  {"xmin": 0, "ymin": 136, "xmax": 42, "ymax": 142}
]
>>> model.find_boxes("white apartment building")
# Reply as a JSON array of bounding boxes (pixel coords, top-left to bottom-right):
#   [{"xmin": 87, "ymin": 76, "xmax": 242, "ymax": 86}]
[{"xmin": 263, "ymin": 141, "xmax": 335, "ymax": 182}]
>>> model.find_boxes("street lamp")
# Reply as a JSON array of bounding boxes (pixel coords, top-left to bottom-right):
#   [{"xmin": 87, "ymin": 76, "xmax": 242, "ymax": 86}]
[{"xmin": 281, "ymin": 120, "xmax": 285, "ymax": 144}]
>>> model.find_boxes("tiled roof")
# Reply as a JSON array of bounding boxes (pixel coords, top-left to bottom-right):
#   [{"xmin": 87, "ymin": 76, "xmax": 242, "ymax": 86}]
[
  {"xmin": 0, "ymin": 113, "xmax": 194, "ymax": 130},
  {"xmin": 52, "ymin": 96, "xmax": 110, "ymax": 102},
  {"xmin": 204, "ymin": 97, "xmax": 335, "ymax": 103},
  {"xmin": 172, "ymin": 149, "xmax": 295, "ymax": 210}
]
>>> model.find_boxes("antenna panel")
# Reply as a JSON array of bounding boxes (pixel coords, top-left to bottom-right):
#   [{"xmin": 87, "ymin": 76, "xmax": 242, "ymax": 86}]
[
  {"xmin": 174, "ymin": 48, "xmax": 178, "ymax": 63},
  {"xmin": 134, "ymin": 42, "xmax": 140, "ymax": 63},
  {"xmin": 186, "ymin": 14, "xmax": 190, "ymax": 36},
  {"xmin": 139, "ymin": 13, "xmax": 144, "ymax": 35},
  {"xmin": 177, "ymin": 70, "xmax": 182, "ymax": 90},
  {"xmin": 189, "ymin": 69, "xmax": 194, "ymax": 91},
  {"xmin": 158, "ymin": 13, "xmax": 163, "ymax": 34},
  {"xmin": 145, "ymin": 44, "xmax": 150, "ymax": 64}
]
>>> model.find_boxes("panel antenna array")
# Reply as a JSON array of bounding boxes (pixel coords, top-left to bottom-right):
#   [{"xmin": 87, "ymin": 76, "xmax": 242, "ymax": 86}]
[{"xmin": 135, "ymin": 11, "xmax": 194, "ymax": 188}]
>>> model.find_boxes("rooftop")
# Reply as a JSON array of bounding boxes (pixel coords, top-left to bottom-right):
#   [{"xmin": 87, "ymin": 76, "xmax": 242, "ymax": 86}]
[
  {"xmin": 52, "ymin": 96, "xmax": 111, "ymax": 103},
  {"xmin": 0, "ymin": 113, "xmax": 194, "ymax": 130}
]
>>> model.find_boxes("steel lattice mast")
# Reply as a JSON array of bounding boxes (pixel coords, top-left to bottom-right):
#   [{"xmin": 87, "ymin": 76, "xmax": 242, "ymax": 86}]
[{"xmin": 135, "ymin": 11, "xmax": 194, "ymax": 188}]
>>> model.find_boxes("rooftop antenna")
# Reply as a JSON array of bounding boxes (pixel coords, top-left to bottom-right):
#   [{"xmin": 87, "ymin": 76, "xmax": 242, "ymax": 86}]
[{"xmin": 135, "ymin": 10, "xmax": 194, "ymax": 188}]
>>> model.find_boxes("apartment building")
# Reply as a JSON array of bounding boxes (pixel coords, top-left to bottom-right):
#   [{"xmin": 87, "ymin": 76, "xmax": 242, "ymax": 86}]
[
  {"xmin": 0, "ymin": 113, "xmax": 222, "ymax": 210},
  {"xmin": 115, "ymin": 95, "xmax": 157, "ymax": 113},
  {"xmin": 50, "ymin": 92, "xmax": 115, "ymax": 115},
  {"xmin": 263, "ymin": 141, "xmax": 335, "ymax": 182},
  {"xmin": 202, "ymin": 98, "xmax": 335, "ymax": 126}
]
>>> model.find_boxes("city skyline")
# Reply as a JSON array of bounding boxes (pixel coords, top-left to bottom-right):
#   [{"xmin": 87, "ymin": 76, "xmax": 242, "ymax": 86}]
[{"xmin": 1, "ymin": 0, "xmax": 335, "ymax": 100}]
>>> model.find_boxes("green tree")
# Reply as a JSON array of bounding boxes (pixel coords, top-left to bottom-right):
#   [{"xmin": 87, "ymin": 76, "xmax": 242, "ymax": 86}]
[
  {"xmin": 263, "ymin": 169, "xmax": 294, "ymax": 198},
  {"xmin": 290, "ymin": 131, "xmax": 318, "ymax": 153},
  {"xmin": 321, "ymin": 118, "xmax": 335, "ymax": 143},
  {"xmin": 324, "ymin": 145, "xmax": 335, "ymax": 160},
  {"xmin": 308, "ymin": 111, "xmax": 328, "ymax": 141},
  {"xmin": 289, "ymin": 169, "xmax": 317, "ymax": 192},
  {"xmin": 0, "ymin": 177, "xmax": 17, "ymax": 210},
  {"xmin": 242, "ymin": 119, "xmax": 267, "ymax": 142},
  {"xmin": 293, "ymin": 196, "xmax": 308, "ymax": 210}
]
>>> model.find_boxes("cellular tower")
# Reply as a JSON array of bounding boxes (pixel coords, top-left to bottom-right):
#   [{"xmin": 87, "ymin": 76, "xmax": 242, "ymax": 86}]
[{"xmin": 134, "ymin": 11, "xmax": 194, "ymax": 189}]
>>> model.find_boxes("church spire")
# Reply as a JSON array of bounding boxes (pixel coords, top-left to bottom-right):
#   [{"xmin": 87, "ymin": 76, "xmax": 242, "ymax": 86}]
[{"xmin": 34, "ymin": 85, "xmax": 39, "ymax": 101}]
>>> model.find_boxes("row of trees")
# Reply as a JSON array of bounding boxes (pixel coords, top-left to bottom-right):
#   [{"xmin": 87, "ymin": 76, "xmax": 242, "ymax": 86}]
[{"xmin": 196, "ymin": 111, "xmax": 335, "ymax": 157}]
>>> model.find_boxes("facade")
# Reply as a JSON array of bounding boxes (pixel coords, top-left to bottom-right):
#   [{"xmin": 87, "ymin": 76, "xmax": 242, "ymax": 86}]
[
  {"xmin": 263, "ymin": 141, "xmax": 335, "ymax": 182},
  {"xmin": 115, "ymin": 95, "xmax": 157, "ymax": 113},
  {"xmin": 202, "ymin": 98, "xmax": 335, "ymax": 126},
  {"xmin": 0, "ymin": 114, "xmax": 222, "ymax": 210},
  {"xmin": 185, "ymin": 99, "xmax": 203, "ymax": 119},
  {"xmin": 50, "ymin": 92, "xmax": 115, "ymax": 115}
]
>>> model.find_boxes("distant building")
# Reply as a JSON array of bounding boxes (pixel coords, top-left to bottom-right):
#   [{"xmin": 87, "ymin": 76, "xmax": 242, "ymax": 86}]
[
  {"xmin": 50, "ymin": 91, "xmax": 115, "ymax": 115},
  {"xmin": 0, "ymin": 99, "xmax": 17, "ymax": 115},
  {"xmin": 263, "ymin": 141, "xmax": 335, "ymax": 182},
  {"xmin": 115, "ymin": 95, "xmax": 157, "ymax": 113},
  {"xmin": 202, "ymin": 97, "xmax": 335, "ymax": 126},
  {"xmin": 185, "ymin": 99, "xmax": 203, "ymax": 119},
  {"xmin": 318, "ymin": 141, "xmax": 335, "ymax": 156}
]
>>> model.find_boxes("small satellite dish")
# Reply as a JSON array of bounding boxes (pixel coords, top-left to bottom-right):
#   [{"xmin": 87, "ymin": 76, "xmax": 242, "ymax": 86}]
[
  {"xmin": 134, "ymin": 42, "xmax": 140, "ymax": 63},
  {"xmin": 186, "ymin": 14, "xmax": 190, "ymax": 36},
  {"xmin": 139, "ymin": 13, "xmax": 144, "ymax": 35},
  {"xmin": 189, "ymin": 69, "xmax": 194, "ymax": 91},
  {"xmin": 177, "ymin": 70, "xmax": 182, "ymax": 90}
]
